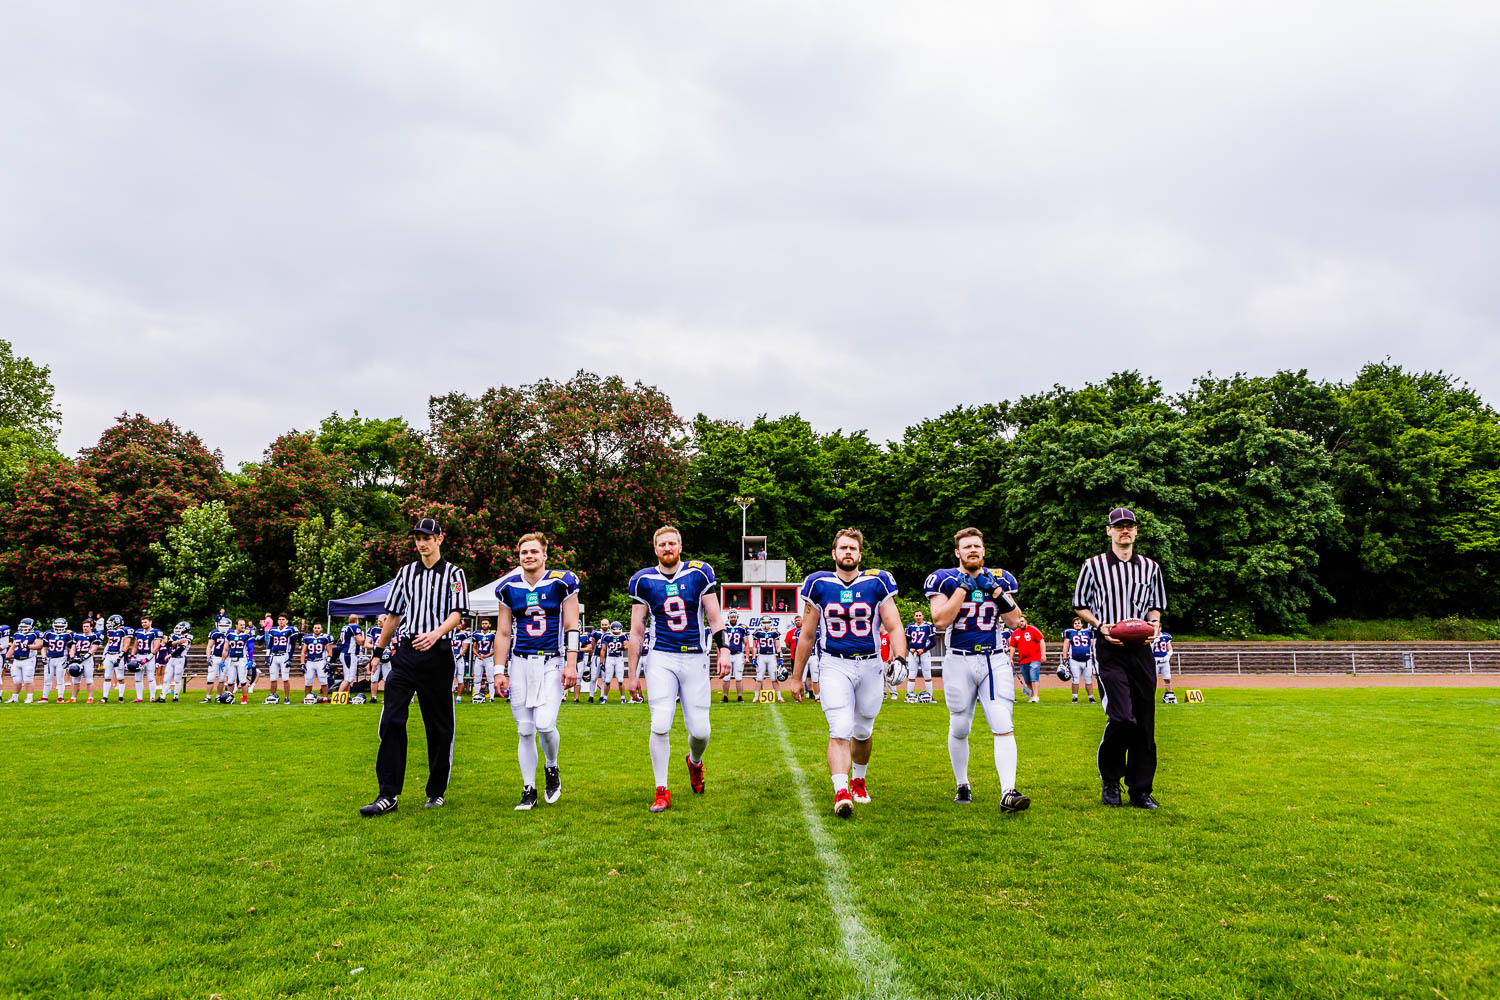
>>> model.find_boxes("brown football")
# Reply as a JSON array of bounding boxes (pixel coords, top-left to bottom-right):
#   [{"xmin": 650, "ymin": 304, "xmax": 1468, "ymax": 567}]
[{"xmin": 1109, "ymin": 618, "xmax": 1155, "ymax": 644}]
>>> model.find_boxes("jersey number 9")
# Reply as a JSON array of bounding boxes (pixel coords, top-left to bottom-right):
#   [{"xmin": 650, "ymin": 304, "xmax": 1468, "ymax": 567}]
[{"xmin": 662, "ymin": 596, "xmax": 689, "ymax": 632}]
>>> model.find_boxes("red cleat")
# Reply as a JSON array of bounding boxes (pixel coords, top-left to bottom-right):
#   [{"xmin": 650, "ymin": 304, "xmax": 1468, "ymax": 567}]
[
  {"xmin": 685, "ymin": 753, "xmax": 705, "ymax": 794},
  {"xmin": 833, "ymin": 789, "xmax": 854, "ymax": 817},
  {"xmin": 650, "ymin": 786, "xmax": 672, "ymax": 812},
  {"xmin": 850, "ymin": 777, "xmax": 870, "ymax": 804}
]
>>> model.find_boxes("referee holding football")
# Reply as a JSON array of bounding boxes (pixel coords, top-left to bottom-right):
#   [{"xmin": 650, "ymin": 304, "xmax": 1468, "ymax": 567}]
[
  {"xmin": 1072, "ymin": 507, "xmax": 1167, "ymax": 810},
  {"xmin": 360, "ymin": 517, "xmax": 470, "ymax": 817}
]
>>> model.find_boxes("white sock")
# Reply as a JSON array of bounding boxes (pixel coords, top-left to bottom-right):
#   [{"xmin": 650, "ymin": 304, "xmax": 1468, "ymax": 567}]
[
  {"xmin": 906, "ymin": 680, "xmax": 914, "ymax": 693},
  {"xmin": 517, "ymin": 734, "xmax": 538, "ymax": 786},
  {"xmin": 687, "ymin": 734, "xmax": 707, "ymax": 764},
  {"xmin": 649, "ymin": 732, "xmax": 671, "ymax": 787},
  {"xmin": 831, "ymin": 773, "xmax": 849, "ymax": 793},
  {"xmin": 135, "ymin": 677, "xmax": 144, "ymax": 698},
  {"xmin": 994, "ymin": 731, "xmax": 1018, "ymax": 792},
  {"xmin": 948, "ymin": 732, "xmax": 970, "ymax": 786},
  {"xmin": 539, "ymin": 729, "xmax": 559, "ymax": 767},
  {"xmin": 851, "ymin": 762, "xmax": 867, "ymax": 780}
]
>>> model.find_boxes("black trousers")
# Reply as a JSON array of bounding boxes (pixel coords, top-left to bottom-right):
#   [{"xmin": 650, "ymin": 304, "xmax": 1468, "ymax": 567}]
[
  {"xmin": 375, "ymin": 638, "xmax": 456, "ymax": 800},
  {"xmin": 1094, "ymin": 633, "xmax": 1157, "ymax": 796}
]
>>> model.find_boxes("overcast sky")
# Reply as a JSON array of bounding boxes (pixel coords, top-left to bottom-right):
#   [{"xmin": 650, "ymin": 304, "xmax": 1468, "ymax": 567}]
[{"xmin": 5, "ymin": 1, "xmax": 1497, "ymax": 467}]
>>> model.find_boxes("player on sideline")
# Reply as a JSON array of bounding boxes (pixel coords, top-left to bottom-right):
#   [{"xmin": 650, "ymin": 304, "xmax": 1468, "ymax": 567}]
[
  {"xmin": 301, "ymin": 623, "xmax": 333, "ymax": 703},
  {"xmin": 66, "ymin": 619, "xmax": 101, "ymax": 703},
  {"xmin": 8, "ymin": 619, "xmax": 42, "ymax": 703},
  {"xmin": 904, "ymin": 611, "xmax": 936, "ymax": 703},
  {"xmin": 449, "ymin": 625, "xmax": 470, "ymax": 703},
  {"xmin": 926, "ymin": 527, "xmax": 1030, "ymax": 811},
  {"xmin": 721, "ymin": 611, "xmax": 750, "ymax": 703},
  {"xmin": 469, "ymin": 619, "xmax": 497, "ymax": 703},
  {"xmin": 337, "ymin": 615, "xmax": 365, "ymax": 698},
  {"xmin": 224, "ymin": 619, "xmax": 257, "ymax": 704},
  {"xmin": 203, "ymin": 617, "xmax": 231, "ymax": 703},
  {"xmin": 99, "ymin": 615, "xmax": 129, "ymax": 703},
  {"xmin": 750, "ymin": 618, "xmax": 782, "ymax": 703},
  {"xmin": 131, "ymin": 617, "xmax": 162, "ymax": 703},
  {"xmin": 493, "ymin": 532, "xmax": 580, "ymax": 810},
  {"xmin": 366, "ymin": 613, "xmax": 390, "ymax": 704},
  {"xmin": 40, "ymin": 618, "xmax": 76, "ymax": 703},
  {"xmin": 264, "ymin": 614, "xmax": 296, "ymax": 704},
  {"xmin": 1060, "ymin": 617, "xmax": 1097, "ymax": 703},
  {"xmin": 791, "ymin": 529, "xmax": 907, "ymax": 818},
  {"xmin": 600, "ymin": 621, "xmax": 628, "ymax": 704},
  {"xmin": 1152, "ymin": 629, "xmax": 1177, "ymax": 704},
  {"xmin": 162, "ymin": 623, "xmax": 192, "ymax": 702},
  {"xmin": 627, "ymin": 526, "xmax": 732, "ymax": 813}
]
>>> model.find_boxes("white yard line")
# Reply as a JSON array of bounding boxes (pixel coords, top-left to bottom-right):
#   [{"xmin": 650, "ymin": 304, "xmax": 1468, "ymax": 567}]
[{"xmin": 769, "ymin": 707, "xmax": 913, "ymax": 1000}]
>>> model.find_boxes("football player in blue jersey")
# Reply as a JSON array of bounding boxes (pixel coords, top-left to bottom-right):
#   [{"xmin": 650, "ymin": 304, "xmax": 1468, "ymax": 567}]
[
  {"xmin": 365, "ymin": 613, "xmax": 390, "ymax": 704},
  {"xmin": 599, "ymin": 621, "xmax": 629, "ymax": 704},
  {"xmin": 300, "ymin": 623, "xmax": 334, "ymax": 703},
  {"xmin": 791, "ymin": 529, "xmax": 907, "ymax": 817},
  {"xmin": 8, "ymin": 619, "xmax": 43, "ymax": 703},
  {"xmin": 750, "ymin": 620, "xmax": 783, "ymax": 702},
  {"xmin": 468, "ymin": 619, "xmax": 497, "ymax": 703},
  {"xmin": 720, "ymin": 611, "xmax": 751, "ymax": 703},
  {"xmin": 569, "ymin": 623, "xmax": 595, "ymax": 704},
  {"xmin": 1060, "ymin": 616, "xmax": 1098, "ymax": 704},
  {"xmin": 40, "ymin": 618, "xmax": 75, "ymax": 703},
  {"xmin": 204, "ymin": 617, "xmax": 232, "ymax": 703},
  {"xmin": 926, "ymin": 527, "xmax": 1029, "ymax": 811},
  {"xmin": 627, "ymin": 525, "xmax": 732, "ymax": 813},
  {"xmin": 264, "ymin": 614, "xmax": 296, "ymax": 704},
  {"xmin": 224, "ymin": 619, "xmax": 257, "ymax": 704},
  {"xmin": 336, "ymin": 615, "xmax": 365, "ymax": 698},
  {"xmin": 130, "ymin": 617, "xmax": 162, "ymax": 703},
  {"xmin": 1151, "ymin": 629, "xmax": 1176, "ymax": 704},
  {"xmin": 449, "ymin": 626, "xmax": 471, "ymax": 703},
  {"xmin": 904, "ymin": 611, "xmax": 937, "ymax": 703},
  {"xmin": 494, "ymin": 532, "xmax": 581, "ymax": 810},
  {"xmin": 0, "ymin": 625, "xmax": 11, "ymax": 701},
  {"xmin": 64, "ymin": 619, "xmax": 100, "ymax": 703},
  {"xmin": 98, "ymin": 615, "xmax": 130, "ymax": 703}
]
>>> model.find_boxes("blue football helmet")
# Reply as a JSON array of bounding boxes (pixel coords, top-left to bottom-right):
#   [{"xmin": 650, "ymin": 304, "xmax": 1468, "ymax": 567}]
[
  {"xmin": 107, "ymin": 614, "xmax": 124, "ymax": 630},
  {"xmin": 19, "ymin": 618, "xmax": 34, "ymax": 631},
  {"xmin": 53, "ymin": 617, "xmax": 68, "ymax": 631}
]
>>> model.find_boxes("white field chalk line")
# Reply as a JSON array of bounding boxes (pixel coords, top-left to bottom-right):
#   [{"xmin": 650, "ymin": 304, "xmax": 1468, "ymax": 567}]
[{"xmin": 769, "ymin": 707, "xmax": 913, "ymax": 1000}]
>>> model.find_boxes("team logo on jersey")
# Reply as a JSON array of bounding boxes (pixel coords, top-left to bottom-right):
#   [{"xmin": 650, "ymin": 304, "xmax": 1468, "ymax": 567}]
[
  {"xmin": 525, "ymin": 592, "xmax": 539, "ymax": 607},
  {"xmin": 840, "ymin": 590, "xmax": 853, "ymax": 603},
  {"xmin": 665, "ymin": 583, "xmax": 679, "ymax": 596}
]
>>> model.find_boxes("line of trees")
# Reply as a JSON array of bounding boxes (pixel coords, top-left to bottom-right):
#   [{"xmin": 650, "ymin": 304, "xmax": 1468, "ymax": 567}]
[{"xmin": 3, "ymin": 337, "xmax": 1497, "ymax": 635}]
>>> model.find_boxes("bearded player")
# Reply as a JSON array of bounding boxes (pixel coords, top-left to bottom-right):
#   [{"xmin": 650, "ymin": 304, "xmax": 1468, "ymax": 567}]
[
  {"xmin": 790, "ymin": 529, "xmax": 907, "ymax": 817},
  {"xmin": 926, "ymin": 527, "xmax": 1029, "ymax": 812},
  {"xmin": 627, "ymin": 526, "xmax": 732, "ymax": 813}
]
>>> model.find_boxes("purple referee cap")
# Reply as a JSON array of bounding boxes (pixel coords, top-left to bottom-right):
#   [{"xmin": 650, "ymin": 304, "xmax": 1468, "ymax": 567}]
[
  {"xmin": 409, "ymin": 517, "xmax": 444, "ymax": 536},
  {"xmin": 1107, "ymin": 507, "xmax": 1138, "ymax": 526}
]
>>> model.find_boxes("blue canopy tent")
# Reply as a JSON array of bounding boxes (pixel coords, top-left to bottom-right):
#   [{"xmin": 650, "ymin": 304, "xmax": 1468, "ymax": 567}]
[{"xmin": 327, "ymin": 581, "xmax": 393, "ymax": 618}]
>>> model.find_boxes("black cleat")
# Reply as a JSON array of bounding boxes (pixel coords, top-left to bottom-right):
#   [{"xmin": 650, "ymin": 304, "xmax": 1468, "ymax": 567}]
[
  {"xmin": 954, "ymin": 783, "xmax": 972, "ymax": 804},
  {"xmin": 359, "ymin": 795, "xmax": 398, "ymax": 817},
  {"xmin": 515, "ymin": 786, "xmax": 538, "ymax": 811},
  {"xmin": 1000, "ymin": 788, "xmax": 1031, "ymax": 813},
  {"xmin": 1130, "ymin": 792, "xmax": 1159, "ymax": 810},
  {"xmin": 720, "ymin": 695, "xmax": 728, "ymax": 703},
  {"xmin": 424, "ymin": 796, "xmax": 445, "ymax": 809},
  {"xmin": 736, "ymin": 695, "xmax": 744, "ymax": 702},
  {"xmin": 544, "ymin": 765, "xmax": 561, "ymax": 804},
  {"xmin": 1101, "ymin": 781, "xmax": 1122, "ymax": 807}
]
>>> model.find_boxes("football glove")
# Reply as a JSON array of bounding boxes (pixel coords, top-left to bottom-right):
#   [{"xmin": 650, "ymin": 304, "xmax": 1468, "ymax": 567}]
[
  {"xmin": 886, "ymin": 656, "xmax": 909, "ymax": 686},
  {"xmin": 972, "ymin": 569, "xmax": 999, "ymax": 595}
]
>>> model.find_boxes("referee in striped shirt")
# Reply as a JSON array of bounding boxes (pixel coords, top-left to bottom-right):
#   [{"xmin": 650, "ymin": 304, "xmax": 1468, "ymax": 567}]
[
  {"xmin": 360, "ymin": 517, "xmax": 470, "ymax": 817},
  {"xmin": 1072, "ymin": 507, "xmax": 1167, "ymax": 810}
]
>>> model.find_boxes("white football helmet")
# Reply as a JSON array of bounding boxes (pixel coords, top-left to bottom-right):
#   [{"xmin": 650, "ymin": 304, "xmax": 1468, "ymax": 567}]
[{"xmin": 52, "ymin": 617, "xmax": 68, "ymax": 631}]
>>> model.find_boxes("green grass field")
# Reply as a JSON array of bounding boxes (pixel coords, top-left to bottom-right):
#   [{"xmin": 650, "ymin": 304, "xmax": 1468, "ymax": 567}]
[{"xmin": 2, "ymin": 687, "xmax": 1496, "ymax": 1000}]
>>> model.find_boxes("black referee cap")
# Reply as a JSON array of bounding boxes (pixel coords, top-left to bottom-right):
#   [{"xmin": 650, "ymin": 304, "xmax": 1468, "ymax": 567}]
[
  {"xmin": 409, "ymin": 517, "xmax": 444, "ymax": 536},
  {"xmin": 1107, "ymin": 507, "xmax": 1138, "ymax": 526}
]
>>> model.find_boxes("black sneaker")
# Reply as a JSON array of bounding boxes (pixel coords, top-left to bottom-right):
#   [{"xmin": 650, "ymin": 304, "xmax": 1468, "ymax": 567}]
[
  {"xmin": 1130, "ymin": 792, "xmax": 1160, "ymax": 810},
  {"xmin": 720, "ymin": 695, "xmax": 728, "ymax": 703},
  {"xmin": 359, "ymin": 795, "xmax": 398, "ymax": 817},
  {"xmin": 515, "ymin": 786, "xmax": 538, "ymax": 811},
  {"xmin": 544, "ymin": 765, "xmax": 561, "ymax": 804},
  {"xmin": 1101, "ymin": 781, "xmax": 1122, "ymax": 807},
  {"xmin": 424, "ymin": 796, "xmax": 445, "ymax": 809},
  {"xmin": 954, "ymin": 783, "xmax": 972, "ymax": 804},
  {"xmin": 736, "ymin": 696, "xmax": 744, "ymax": 702},
  {"xmin": 1000, "ymin": 788, "xmax": 1031, "ymax": 813},
  {"xmin": 587, "ymin": 696, "xmax": 594, "ymax": 703}
]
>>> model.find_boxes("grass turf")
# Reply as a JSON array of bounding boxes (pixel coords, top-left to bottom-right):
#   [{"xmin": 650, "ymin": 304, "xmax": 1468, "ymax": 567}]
[{"xmin": 0, "ymin": 686, "xmax": 1495, "ymax": 999}]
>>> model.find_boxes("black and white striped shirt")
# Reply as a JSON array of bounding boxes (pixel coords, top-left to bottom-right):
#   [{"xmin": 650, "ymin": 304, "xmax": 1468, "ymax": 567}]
[
  {"xmin": 385, "ymin": 559, "xmax": 470, "ymax": 636},
  {"xmin": 1072, "ymin": 550, "xmax": 1167, "ymax": 624}
]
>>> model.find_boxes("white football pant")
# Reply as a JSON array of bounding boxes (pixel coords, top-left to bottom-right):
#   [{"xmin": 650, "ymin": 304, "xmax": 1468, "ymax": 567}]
[
  {"xmin": 646, "ymin": 649, "xmax": 712, "ymax": 787},
  {"xmin": 818, "ymin": 654, "xmax": 885, "ymax": 741}
]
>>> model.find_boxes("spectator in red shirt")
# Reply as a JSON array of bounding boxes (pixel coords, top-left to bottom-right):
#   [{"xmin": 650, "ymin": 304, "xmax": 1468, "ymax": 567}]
[{"xmin": 1007, "ymin": 615, "xmax": 1047, "ymax": 704}]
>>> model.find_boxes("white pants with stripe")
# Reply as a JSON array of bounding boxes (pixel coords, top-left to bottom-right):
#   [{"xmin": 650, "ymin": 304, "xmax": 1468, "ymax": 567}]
[{"xmin": 942, "ymin": 649, "xmax": 1016, "ymax": 736}]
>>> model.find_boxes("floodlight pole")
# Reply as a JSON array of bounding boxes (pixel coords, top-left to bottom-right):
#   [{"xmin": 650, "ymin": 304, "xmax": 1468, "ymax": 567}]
[{"xmin": 733, "ymin": 496, "xmax": 755, "ymax": 567}]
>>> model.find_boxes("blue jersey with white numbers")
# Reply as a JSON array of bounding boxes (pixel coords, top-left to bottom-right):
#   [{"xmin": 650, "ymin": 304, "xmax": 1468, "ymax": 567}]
[
  {"xmin": 450, "ymin": 631, "xmax": 469, "ymax": 659},
  {"xmin": 605, "ymin": 633, "xmax": 627, "ymax": 657},
  {"xmin": 72, "ymin": 632, "xmax": 101, "ymax": 656},
  {"xmin": 472, "ymin": 630, "xmax": 496, "ymax": 658},
  {"xmin": 628, "ymin": 560, "xmax": 719, "ymax": 654},
  {"xmin": 724, "ymin": 624, "xmax": 750, "ymax": 653},
  {"xmin": 12, "ymin": 630, "xmax": 39, "ymax": 660},
  {"xmin": 302, "ymin": 634, "xmax": 332, "ymax": 661},
  {"xmin": 752, "ymin": 627, "xmax": 780, "ymax": 655},
  {"xmin": 338, "ymin": 623, "xmax": 363, "ymax": 657},
  {"xmin": 133, "ymin": 628, "xmax": 162, "ymax": 657},
  {"xmin": 207, "ymin": 629, "xmax": 229, "ymax": 658},
  {"xmin": 497, "ymin": 568, "xmax": 581, "ymax": 656},
  {"xmin": 1063, "ymin": 628, "xmax": 1094, "ymax": 661},
  {"xmin": 924, "ymin": 567, "xmax": 1018, "ymax": 654},
  {"xmin": 266, "ymin": 626, "xmax": 295, "ymax": 655},
  {"xmin": 905, "ymin": 622, "xmax": 936, "ymax": 651},
  {"xmin": 42, "ymin": 629, "xmax": 74, "ymax": 659},
  {"xmin": 105, "ymin": 628, "xmax": 130, "ymax": 655},
  {"xmin": 166, "ymin": 632, "xmax": 194, "ymax": 657},
  {"xmin": 799, "ymin": 569, "xmax": 898, "ymax": 659},
  {"xmin": 1151, "ymin": 632, "xmax": 1173, "ymax": 659},
  {"xmin": 227, "ymin": 629, "xmax": 255, "ymax": 659}
]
